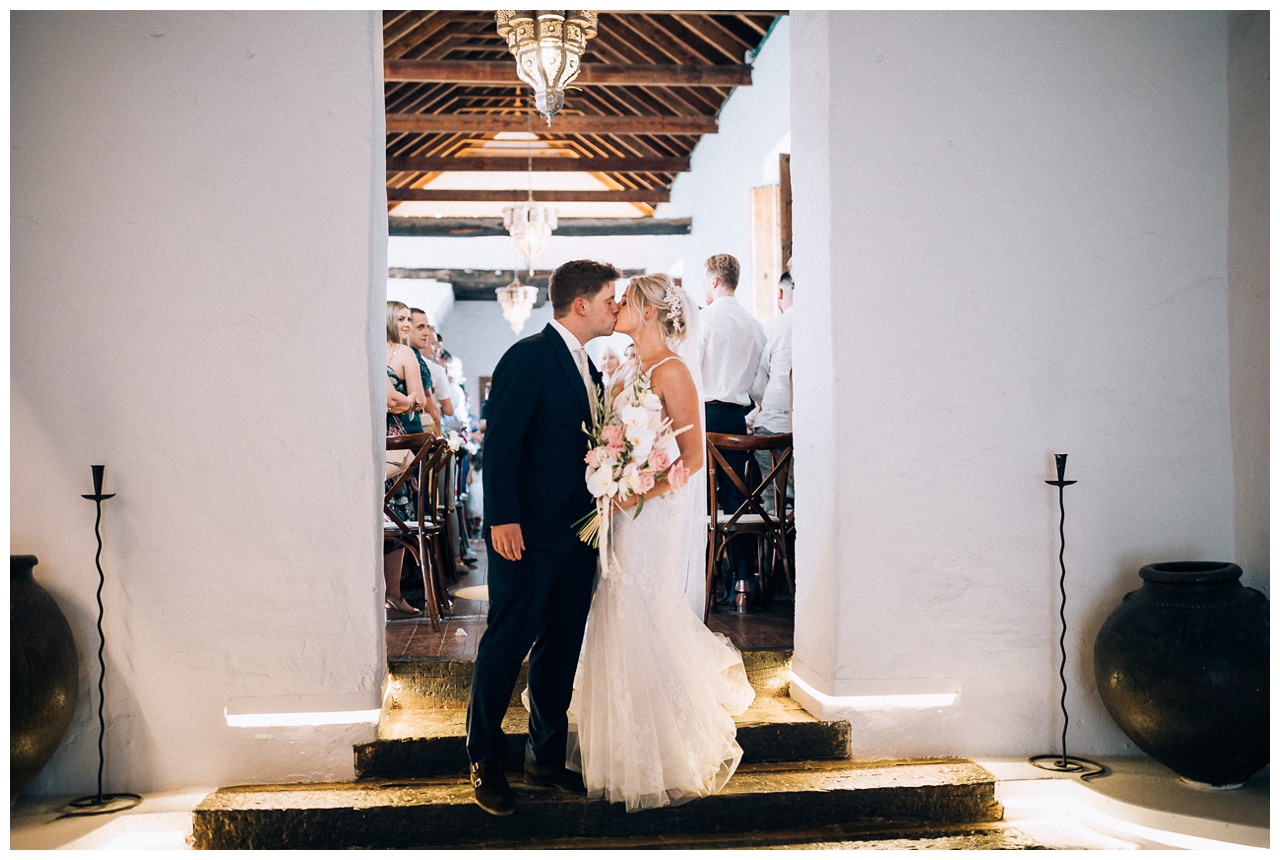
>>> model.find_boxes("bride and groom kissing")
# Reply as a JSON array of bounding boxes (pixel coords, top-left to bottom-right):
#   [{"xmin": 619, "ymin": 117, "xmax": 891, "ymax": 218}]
[{"xmin": 466, "ymin": 259, "xmax": 755, "ymax": 815}]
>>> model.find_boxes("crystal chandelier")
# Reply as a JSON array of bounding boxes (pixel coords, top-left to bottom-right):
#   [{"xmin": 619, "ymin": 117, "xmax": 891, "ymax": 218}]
[
  {"xmin": 502, "ymin": 94, "xmax": 557, "ymax": 276},
  {"xmin": 502, "ymin": 202, "xmax": 557, "ymax": 274},
  {"xmin": 495, "ymin": 11, "xmax": 598, "ymax": 125},
  {"xmin": 495, "ymin": 277, "xmax": 540, "ymax": 334}
]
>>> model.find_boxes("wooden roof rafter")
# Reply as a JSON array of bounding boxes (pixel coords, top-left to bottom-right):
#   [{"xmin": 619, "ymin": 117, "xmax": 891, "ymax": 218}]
[{"xmin": 381, "ymin": 10, "xmax": 785, "ymax": 220}]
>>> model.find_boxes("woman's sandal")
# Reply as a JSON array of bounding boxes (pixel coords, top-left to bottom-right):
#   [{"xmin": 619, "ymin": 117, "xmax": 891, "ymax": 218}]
[{"xmin": 385, "ymin": 598, "xmax": 422, "ymax": 617}]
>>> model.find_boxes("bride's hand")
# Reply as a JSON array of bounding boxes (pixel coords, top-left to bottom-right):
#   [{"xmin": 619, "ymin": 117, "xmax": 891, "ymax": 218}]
[{"xmin": 611, "ymin": 495, "xmax": 638, "ymax": 513}]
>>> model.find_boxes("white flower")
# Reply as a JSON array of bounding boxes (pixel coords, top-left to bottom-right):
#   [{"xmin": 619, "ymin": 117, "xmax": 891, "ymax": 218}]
[
  {"xmin": 586, "ymin": 466, "xmax": 618, "ymax": 499},
  {"xmin": 620, "ymin": 462, "xmax": 643, "ymax": 496},
  {"xmin": 618, "ymin": 403, "xmax": 650, "ymax": 432},
  {"xmin": 641, "ymin": 391, "xmax": 661, "ymax": 413},
  {"xmin": 628, "ymin": 427, "xmax": 656, "ymax": 464}
]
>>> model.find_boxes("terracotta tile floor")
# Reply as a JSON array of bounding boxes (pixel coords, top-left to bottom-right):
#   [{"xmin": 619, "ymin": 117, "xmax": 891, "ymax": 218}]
[{"xmin": 387, "ymin": 538, "xmax": 794, "ymax": 661}]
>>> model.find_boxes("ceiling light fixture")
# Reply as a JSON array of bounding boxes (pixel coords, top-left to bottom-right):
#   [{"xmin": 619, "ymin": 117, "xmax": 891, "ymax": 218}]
[
  {"xmin": 501, "ymin": 94, "xmax": 557, "ymax": 277},
  {"xmin": 495, "ymin": 10, "xmax": 598, "ymax": 126},
  {"xmin": 496, "ymin": 277, "xmax": 540, "ymax": 334}
]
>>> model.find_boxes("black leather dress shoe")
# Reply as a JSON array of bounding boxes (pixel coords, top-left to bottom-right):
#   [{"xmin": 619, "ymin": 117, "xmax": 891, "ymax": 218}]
[
  {"xmin": 523, "ymin": 761, "xmax": 587, "ymax": 794},
  {"xmin": 470, "ymin": 762, "xmax": 515, "ymax": 816}
]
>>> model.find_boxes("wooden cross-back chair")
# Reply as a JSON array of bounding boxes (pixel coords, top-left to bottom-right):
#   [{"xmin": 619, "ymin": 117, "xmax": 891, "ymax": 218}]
[
  {"xmin": 704, "ymin": 432, "xmax": 796, "ymax": 623},
  {"xmin": 384, "ymin": 432, "xmax": 452, "ymax": 629}
]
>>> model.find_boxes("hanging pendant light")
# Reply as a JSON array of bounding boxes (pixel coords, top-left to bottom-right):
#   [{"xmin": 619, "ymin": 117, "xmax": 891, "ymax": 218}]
[
  {"xmin": 495, "ymin": 11, "xmax": 598, "ymax": 125},
  {"xmin": 496, "ymin": 274, "xmax": 540, "ymax": 334},
  {"xmin": 502, "ymin": 203, "xmax": 557, "ymax": 273},
  {"xmin": 502, "ymin": 92, "xmax": 557, "ymax": 278}
]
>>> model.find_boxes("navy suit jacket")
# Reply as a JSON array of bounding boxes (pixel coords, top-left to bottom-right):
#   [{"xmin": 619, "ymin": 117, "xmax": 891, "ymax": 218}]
[{"xmin": 482, "ymin": 323, "xmax": 601, "ymax": 552}]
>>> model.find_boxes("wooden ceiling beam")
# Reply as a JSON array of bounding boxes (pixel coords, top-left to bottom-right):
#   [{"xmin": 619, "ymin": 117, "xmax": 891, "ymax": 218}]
[
  {"xmin": 386, "ymin": 113, "xmax": 716, "ymax": 135},
  {"xmin": 389, "ymin": 267, "xmax": 647, "ymax": 302},
  {"xmin": 388, "ymin": 217, "xmax": 691, "ymax": 238},
  {"xmin": 384, "ymin": 60, "xmax": 751, "ymax": 88},
  {"xmin": 608, "ymin": 15, "xmax": 703, "ymax": 66},
  {"xmin": 385, "ymin": 13, "xmax": 453, "ymax": 61},
  {"xmin": 386, "ymin": 188, "xmax": 671, "ymax": 204},
  {"xmin": 386, "ymin": 155, "xmax": 690, "ymax": 174}
]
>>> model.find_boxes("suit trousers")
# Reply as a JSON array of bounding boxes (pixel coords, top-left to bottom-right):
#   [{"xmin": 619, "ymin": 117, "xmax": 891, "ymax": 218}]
[
  {"xmin": 704, "ymin": 402, "xmax": 750, "ymax": 513},
  {"xmin": 705, "ymin": 402, "xmax": 753, "ymax": 596},
  {"xmin": 465, "ymin": 536, "xmax": 597, "ymax": 767}
]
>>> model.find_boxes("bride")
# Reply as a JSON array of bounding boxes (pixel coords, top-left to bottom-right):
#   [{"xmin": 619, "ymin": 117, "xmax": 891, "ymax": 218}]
[{"xmin": 565, "ymin": 273, "xmax": 756, "ymax": 812}]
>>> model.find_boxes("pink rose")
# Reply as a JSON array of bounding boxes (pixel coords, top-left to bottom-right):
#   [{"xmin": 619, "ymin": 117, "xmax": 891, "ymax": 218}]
[
  {"xmin": 667, "ymin": 461, "xmax": 689, "ymax": 491},
  {"xmin": 602, "ymin": 425, "xmax": 624, "ymax": 448},
  {"xmin": 648, "ymin": 447, "xmax": 671, "ymax": 472},
  {"xmin": 637, "ymin": 470, "xmax": 656, "ymax": 494},
  {"xmin": 585, "ymin": 448, "xmax": 602, "ymax": 469}
]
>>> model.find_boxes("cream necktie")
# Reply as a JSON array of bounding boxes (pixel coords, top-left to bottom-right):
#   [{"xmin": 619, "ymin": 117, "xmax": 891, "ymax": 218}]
[{"xmin": 574, "ymin": 348, "xmax": 597, "ymax": 418}]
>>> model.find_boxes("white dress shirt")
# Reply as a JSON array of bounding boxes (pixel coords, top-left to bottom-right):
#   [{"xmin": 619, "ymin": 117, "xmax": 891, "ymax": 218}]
[
  {"xmin": 425, "ymin": 359, "xmax": 452, "ymax": 409},
  {"xmin": 699, "ymin": 293, "xmax": 767, "ymax": 407},
  {"xmin": 752, "ymin": 307, "xmax": 793, "ymax": 432},
  {"xmin": 550, "ymin": 318, "xmax": 596, "ymax": 409}
]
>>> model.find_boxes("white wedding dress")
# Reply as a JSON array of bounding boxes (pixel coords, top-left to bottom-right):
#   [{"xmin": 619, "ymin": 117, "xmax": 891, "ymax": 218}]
[{"xmin": 565, "ymin": 354, "xmax": 756, "ymax": 812}]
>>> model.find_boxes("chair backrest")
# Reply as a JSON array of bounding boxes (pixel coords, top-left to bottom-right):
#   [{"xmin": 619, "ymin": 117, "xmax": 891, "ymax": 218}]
[
  {"xmin": 705, "ymin": 432, "xmax": 793, "ymax": 531},
  {"xmin": 385, "ymin": 433, "xmax": 444, "ymax": 532}
]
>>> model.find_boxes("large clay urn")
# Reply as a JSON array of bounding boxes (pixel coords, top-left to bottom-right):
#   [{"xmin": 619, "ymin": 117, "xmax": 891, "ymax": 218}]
[
  {"xmin": 11, "ymin": 555, "xmax": 81, "ymax": 801},
  {"xmin": 1093, "ymin": 561, "xmax": 1268, "ymax": 789}
]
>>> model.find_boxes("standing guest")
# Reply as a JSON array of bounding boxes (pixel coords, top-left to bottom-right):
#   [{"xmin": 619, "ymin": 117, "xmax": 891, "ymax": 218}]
[
  {"xmin": 699, "ymin": 254, "xmax": 767, "ymax": 608},
  {"xmin": 407, "ymin": 308, "xmax": 444, "ymax": 434},
  {"xmin": 443, "ymin": 351, "xmax": 469, "ymax": 431},
  {"xmin": 616, "ymin": 342, "xmax": 638, "ymax": 386},
  {"xmin": 440, "ymin": 349, "xmax": 474, "ymax": 567},
  {"xmin": 600, "ymin": 347, "xmax": 622, "ymax": 388},
  {"xmin": 387, "ymin": 301, "xmax": 429, "ymax": 435},
  {"xmin": 752, "ymin": 270, "xmax": 795, "ymax": 513},
  {"xmin": 385, "ymin": 300, "xmax": 428, "ymax": 617},
  {"xmin": 421, "ymin": 326, "xmax": 456, "ymax": 423}
]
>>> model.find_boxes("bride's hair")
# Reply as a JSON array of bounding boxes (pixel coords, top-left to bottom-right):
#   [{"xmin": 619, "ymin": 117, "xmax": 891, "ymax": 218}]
[{"xmin": 627, "ymin": 274, "xmax": 686, "ymax": 341}]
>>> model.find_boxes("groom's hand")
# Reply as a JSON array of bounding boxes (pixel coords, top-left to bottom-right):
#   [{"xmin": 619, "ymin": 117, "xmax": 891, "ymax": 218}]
[{"xmin": 490, "ymin": 523, "xmax": 525, "ymax": 561}]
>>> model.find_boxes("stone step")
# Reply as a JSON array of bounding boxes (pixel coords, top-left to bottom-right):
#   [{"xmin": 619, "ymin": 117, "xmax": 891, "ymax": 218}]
[
  {"xmin": 191, "ymin": 758, "xmax": 1004, "ymax": 850},
  {"xmin": 358, "ymin": 649, "xmax": 847, "ymax": 779},
  {"xmin": 385, "ymin": 647, "xmax": 794, "ymax": 706},
  {"xmin": 356, "ymin": 689, "xmax": 850, "ymax": 779},
  {"xmin": 462, "ymin": 821, "xmax": 1046, "ymax": 851}
]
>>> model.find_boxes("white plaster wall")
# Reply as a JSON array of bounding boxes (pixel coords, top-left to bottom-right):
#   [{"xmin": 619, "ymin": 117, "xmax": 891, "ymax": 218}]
[
  {"xmin": 440, "ymin": 301, "xmax": 557, "ymax": 413},
  {"xmin": 790, "ymin": 12, "xmax": 1236, "ymax": 758},
  {"xmin": 387, "ymin": 279, "xmax": 455, "ymax": 331},
  {"xmin": 11, "ymin": 11, "xmax": 387, "ymax": 794},
  {"xmin": 1227, "ymin": 11, "xmax": 1270, "ymax": 593}
]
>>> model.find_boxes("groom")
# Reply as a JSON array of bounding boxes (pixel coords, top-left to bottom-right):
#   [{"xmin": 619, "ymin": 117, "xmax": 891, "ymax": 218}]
[{"xmin": 466, "ymin": 259, "xmax": 621, "ymax": 815}]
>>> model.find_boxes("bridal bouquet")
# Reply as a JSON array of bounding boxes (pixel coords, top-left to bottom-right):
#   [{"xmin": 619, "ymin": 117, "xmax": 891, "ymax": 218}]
[{"xmin": 575, "ymin": 365, "xmax": 690, "ymax": 548}]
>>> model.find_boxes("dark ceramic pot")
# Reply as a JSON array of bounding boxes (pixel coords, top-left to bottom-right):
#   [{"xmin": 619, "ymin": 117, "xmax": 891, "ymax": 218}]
[
  {"xmin": 11, "ymin": 555, "xmax": 81, "ymax": 801},
  {"xmin": 1094, "ymin": 561, "xmax": 1268, "ymax": 789}
]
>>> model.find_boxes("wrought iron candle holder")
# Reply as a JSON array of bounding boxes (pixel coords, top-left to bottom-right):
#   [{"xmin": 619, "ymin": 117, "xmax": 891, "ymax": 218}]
[
  {"xmin": 63, "ymin": 465, "xmax": 142, "ymax": 817},
  {"xmin": 1030, "ymin": 454, "xmax": 1104, "ymax": 779}
]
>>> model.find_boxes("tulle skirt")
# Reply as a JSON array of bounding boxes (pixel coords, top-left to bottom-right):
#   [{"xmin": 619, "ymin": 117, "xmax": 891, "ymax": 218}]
[{"xmin": 565, "ymin": 488, "xmax": 755, "ymax": 811}]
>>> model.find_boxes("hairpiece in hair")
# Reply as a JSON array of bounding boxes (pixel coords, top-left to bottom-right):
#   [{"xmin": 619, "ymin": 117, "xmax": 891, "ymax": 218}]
[{"xmin": 662, "ymin": 280, "xmax": 684, "ymax": 335}]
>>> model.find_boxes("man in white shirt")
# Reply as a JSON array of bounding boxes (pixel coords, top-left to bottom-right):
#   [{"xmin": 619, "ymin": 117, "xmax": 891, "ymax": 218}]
[
  {"xmin": 699, "ymin": 253, "xmax": 767, "ymax": 609},
  {"xmin": 419, "ymin": 326, "xmax": 456, "ymax": 423},
  {"xmin": 752, "ymin": 271, "xmax": 794, "ymax": 514}
]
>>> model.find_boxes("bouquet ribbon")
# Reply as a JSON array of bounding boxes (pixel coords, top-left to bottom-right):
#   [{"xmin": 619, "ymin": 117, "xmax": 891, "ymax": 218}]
[{"xmin": 597, "ymin": 498, "xmax": 611, "ymax": 580}]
